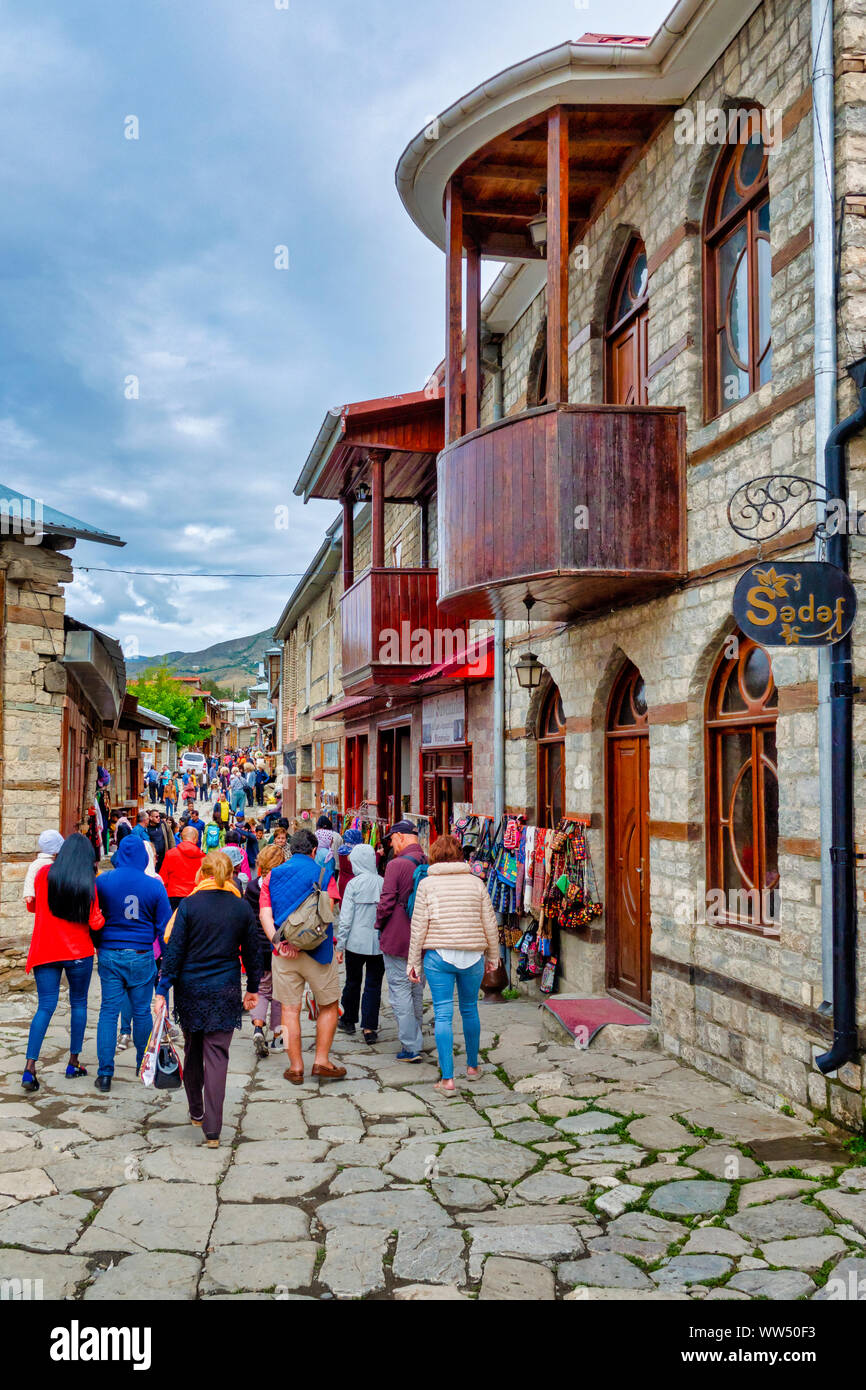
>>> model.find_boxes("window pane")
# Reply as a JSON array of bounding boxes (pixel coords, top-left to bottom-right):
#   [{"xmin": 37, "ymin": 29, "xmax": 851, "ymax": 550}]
[
  {"xmin": 631, "ymin": 251, "xmax": 648, "ymax": 301},
  {"xmin": 632, "ymin": 678, "xmax": 647, "ymax": 717},
  {"xmin": 721, "ymin": 666, "xmax": 748, "ymax": 714},
  {"xmin": 617, "ymin": 686, "xmax": 636, "ymax": 725},
  {"xmin": 742, "ymin": 644, "xmax": 771, "ymax": 702},
  {"xmin": 762, "ymin": 739, "xmax": 779, "ymax": 891},
  {"xmin": 725, "ymin": 244, "xmax": 750, "ymax": 371},
  {"xmin": 720, "ymin": 165, "xmax": 741, "ymax": 221},
  {"xmin": 739, "ymin": 134, "xmax": 765, "ymax": 188},
  {"xmin": 721, "ymin": 732, "xmax": 755, "ymax": 894}
]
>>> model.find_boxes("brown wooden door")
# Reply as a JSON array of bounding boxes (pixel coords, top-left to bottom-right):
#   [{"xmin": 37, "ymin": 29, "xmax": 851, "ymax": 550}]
[
  {"xmin": 606, "ymin": 665, "xmax": 651, "ymax": 1006},
  {"xmin": 605, "ymin": 238, "xmax": 649, "ymax": 407}
]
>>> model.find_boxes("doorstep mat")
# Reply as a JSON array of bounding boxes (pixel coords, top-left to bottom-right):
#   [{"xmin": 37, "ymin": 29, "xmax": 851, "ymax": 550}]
[{"xmin": 543, "ymin": 995, "xmax": 648, "ymax": 1044}]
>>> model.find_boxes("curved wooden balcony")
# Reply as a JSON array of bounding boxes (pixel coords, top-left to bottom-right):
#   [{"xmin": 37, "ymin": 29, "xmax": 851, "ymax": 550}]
[
  {"xmin": 436, "ymin": 403, "xmax": 687, "ymax": 621},
  {"xmin": 341, "ymin": 566, "xmax": 467, "ymax": 694}
]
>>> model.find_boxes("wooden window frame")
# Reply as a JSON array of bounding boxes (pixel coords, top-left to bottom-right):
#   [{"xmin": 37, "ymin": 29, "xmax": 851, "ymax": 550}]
[
  {"xmin": 537, "ymin": 682, "xmax": 567, "ymax": 829},
  {"xmin": 704, "ymin": 635, "xmax": 779, "ymax": 936},
  {"xmin": 702, "ymin": 121, "xmax": 771, "ymax": 422}
]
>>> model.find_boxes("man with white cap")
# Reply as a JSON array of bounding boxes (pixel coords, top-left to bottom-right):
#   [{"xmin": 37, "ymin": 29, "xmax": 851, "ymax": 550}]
[{"xmin": 23, "ymin": 831, "xmax": 64, "ymax": 910}]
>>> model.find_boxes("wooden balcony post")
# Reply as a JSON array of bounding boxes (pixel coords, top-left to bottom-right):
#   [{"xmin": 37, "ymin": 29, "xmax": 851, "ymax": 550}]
[
  {"xmin": 341, "ymin": 493, "xmax": 354, "ymax": 592},
  {"xmin": 465, "ymin": 241, "xmax": 482, "ymax": 433},
  {"xmin": 369, "ymin": 451, "xmax": 385, "ymax": 568},
  {"xmin": 547, "ymin": 107, "xmax": 570, "ymax": 404},
  {"xmin": 445, "ymin": 177, "xmax": 464, "ymax": 445}
]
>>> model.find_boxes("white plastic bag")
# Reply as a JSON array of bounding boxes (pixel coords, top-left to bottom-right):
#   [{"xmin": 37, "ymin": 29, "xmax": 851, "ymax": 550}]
[{"xmin": 140, "ymin": 1010, "xmax": 166, "ymax": 1087}]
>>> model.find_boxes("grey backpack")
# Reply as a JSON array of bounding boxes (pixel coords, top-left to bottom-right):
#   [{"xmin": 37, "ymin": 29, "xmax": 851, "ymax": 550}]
[{"xmin": 273, "ymin": 865, "xmax": 334, "ymax": 951}]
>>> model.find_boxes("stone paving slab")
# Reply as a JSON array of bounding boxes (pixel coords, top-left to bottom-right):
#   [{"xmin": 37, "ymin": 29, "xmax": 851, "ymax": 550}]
[{"xmin": 2, "ymin": 981, "xmax": 865, "ymax": 1301}]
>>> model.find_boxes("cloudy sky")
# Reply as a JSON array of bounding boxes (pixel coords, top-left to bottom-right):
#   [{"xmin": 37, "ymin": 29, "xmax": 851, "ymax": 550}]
[{"xmin": 0, "ymin": 0, "xmax": 668, "ymax": 660}]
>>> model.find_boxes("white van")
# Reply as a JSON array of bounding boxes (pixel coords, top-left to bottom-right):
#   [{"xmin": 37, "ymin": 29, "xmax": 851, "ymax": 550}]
[{"xmin": 180, "ymin": 750, "xmax": 207, "ymax": 774}]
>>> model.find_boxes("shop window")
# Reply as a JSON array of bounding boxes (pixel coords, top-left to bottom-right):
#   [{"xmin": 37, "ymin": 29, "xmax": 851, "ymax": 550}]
[
  {"xmin": 604, "ymin": 236, "xmax": 649, "ymax": 406},
  {"xmin": 705, "ymin": 634, "xmax": 779, "ymax": 933},
  {"xmin": 703, "ymin": 118, "xmax": 771, "ymax": 419},
  {"xmin": 537, "ymin": 682, "xmax": 566, "ymax": 828}
]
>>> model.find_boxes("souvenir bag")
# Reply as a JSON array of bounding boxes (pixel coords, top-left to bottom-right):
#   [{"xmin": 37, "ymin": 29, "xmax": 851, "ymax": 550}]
[
  {"xmin": 540, "ymin": 955, "xmax": 558, "ymax": 995},
  {"xmin": 469, "ymin": 819, "xmax": 493, "ymax": 879}
]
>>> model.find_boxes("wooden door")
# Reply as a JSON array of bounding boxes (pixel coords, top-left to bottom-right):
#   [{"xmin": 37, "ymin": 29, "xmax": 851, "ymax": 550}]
[
  {"xmin": 606, "ymin": 664, "xmax": 651, "ymax": 1007},
  {"xmin": 605, "ymin": 238, "xmax": 649, "ymax": 407}
]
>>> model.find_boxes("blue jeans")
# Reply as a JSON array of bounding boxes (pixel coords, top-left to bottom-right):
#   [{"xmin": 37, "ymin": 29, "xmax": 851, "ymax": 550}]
[
  {"xmin": 423, "ymin": 950, "xmax": 485, "ymax": 1081},
  {"xmin": 230, "ymin": 790, "xmax": 246, "ymax": 816},
  {"xmin": 96, "ymin": 950, "xmax": 156, "ymax": 1077},
  {"xmin": 27, "ymin": 958, "xmax": 94, "ymax": 1060}
]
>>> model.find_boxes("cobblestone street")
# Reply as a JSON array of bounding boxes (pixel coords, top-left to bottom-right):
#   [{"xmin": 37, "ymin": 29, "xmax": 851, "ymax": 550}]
[{"xmin": 1, "ymin": 988, "xmax": 865, "ymax": 1301}]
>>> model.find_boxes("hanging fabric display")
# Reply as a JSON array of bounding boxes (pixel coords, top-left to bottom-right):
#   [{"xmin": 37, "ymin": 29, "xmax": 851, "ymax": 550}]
[{"xmin": 541, "ymin": 819, "xmax": 603, "ymax": 934}]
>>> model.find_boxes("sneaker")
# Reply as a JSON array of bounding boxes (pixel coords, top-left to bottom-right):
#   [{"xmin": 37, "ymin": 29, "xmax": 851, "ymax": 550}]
[
  {"xmin": 269, "ymin": 1035, "xmax": 283, "ymax": 1051},
  {"xmin": 117, "ymin": 1033, "xmax": 132, "ymax": 1051},
  {"xmin": 395, "ymin": 1049, "xmax": 423, "ymax": 1063},
  {"xmin": 253, "ymin": 1028, "xmax": 268, "ymax": 1059}
]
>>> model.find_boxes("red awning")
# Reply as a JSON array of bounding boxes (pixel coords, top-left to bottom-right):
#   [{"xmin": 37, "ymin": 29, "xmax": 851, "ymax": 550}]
[
  {"xmin": 410, "ymin": 632, "xmax": 494, "ymax": 684},
  {"xmin": 312, "ymin": 695, "xmax": 374, "ymax": 722}
]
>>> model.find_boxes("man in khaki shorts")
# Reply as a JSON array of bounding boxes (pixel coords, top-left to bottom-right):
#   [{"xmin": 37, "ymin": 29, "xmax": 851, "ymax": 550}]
[{"xmin": 258, "ymin": 827, "xmax": 346, "ymax": 1085}]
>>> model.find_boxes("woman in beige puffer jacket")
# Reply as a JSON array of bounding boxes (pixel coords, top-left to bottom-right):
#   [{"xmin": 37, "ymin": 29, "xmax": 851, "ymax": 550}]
[{"xmin": 407, "ymin": 834, "xmax": 499, "ymax": 1095}]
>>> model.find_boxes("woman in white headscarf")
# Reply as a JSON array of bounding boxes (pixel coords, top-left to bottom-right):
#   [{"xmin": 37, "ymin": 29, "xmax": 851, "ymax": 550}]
[{"xmin": 23, "ymin": 831, "xmax": 64, "ymax": 910}]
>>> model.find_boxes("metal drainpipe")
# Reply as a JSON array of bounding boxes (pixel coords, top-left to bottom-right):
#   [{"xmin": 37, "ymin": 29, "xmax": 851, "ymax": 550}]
[
  {"xmin": 812, "ymin": 0, "xmax": 837, "ymax": 1008},
  {"xmin": 815, "ymin": 356, "xmax": 866, "ymax": 1075},
  {"xmin": 492, "ymin": 369, "xmax": 506, "ymax": 830}
]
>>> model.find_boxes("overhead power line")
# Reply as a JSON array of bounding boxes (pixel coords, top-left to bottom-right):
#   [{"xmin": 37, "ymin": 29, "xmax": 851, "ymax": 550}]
[{"xmin": 74, "ymin": 565, "xmax": 307, "ymax": 579}]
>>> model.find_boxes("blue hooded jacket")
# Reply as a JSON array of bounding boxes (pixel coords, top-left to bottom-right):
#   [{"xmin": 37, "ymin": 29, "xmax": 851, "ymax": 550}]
[{"xmin": 96, "ymin": 835, "xmax": 172, "ymax": 952}]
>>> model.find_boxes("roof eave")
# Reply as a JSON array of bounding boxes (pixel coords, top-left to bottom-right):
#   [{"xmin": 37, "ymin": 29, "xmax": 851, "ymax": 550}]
[{"xmin": 395, "ymin": 0, "xmax": 762, "ymax": 253}]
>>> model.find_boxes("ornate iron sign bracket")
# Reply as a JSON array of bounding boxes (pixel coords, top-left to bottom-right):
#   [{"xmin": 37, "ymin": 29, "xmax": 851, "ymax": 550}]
[{"xmin": 726, "ymin": 474, "xmax": 832, "ymax": 547}]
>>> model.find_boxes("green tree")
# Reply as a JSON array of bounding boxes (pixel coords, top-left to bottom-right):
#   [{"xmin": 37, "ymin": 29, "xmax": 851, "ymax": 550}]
[{"xmin": 128, "ymin": 666, "xmax": 211, "ymax": 750}]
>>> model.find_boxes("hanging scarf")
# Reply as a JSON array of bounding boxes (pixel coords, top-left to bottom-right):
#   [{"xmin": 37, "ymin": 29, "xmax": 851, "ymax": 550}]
[{"xmin": 163, "ymin": 875, "xmax": 241, "ymax": 944}]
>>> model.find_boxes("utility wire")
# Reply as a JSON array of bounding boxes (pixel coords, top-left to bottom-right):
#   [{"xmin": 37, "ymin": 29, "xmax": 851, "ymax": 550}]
[{"xmin": 74, "ymin": 565, "xmax": 308, "ymax": 578}]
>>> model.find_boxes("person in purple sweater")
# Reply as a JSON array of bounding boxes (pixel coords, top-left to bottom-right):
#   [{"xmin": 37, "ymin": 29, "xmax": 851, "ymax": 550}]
[{"xmin": 375, "ymin": 820, "xmax": 428, "ymax": 1062}]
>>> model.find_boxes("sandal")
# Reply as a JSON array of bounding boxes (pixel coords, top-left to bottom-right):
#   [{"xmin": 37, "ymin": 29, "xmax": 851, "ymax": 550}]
[
  {"xmin": 434, "ymin": 1080, "xmax": 457, "ymax": 1095},
  {"xmin": 466, "ymin": 1067, "xmax": 482, "ymax": 1081}
]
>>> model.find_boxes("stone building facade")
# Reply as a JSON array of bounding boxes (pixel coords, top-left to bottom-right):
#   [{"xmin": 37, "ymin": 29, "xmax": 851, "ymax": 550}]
[
  {"xmin": 390, "ymin": 0, "xmax": 866, "ymax": 1128},
  {"xmin": 0, "ymin": 492, "xmax": 124, "ymax": 946}
]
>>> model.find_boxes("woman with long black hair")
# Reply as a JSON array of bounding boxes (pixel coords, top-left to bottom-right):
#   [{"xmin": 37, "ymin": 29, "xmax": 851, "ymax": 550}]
[{"xmin": 22, "ymin": 832, "xmax": 104, "ymax": 1092}]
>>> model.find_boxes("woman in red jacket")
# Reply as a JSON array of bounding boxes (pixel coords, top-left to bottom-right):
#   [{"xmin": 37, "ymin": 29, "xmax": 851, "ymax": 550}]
[{"xmin": 22, "ymin": 833, "xmax": 104, "ymax": 1093}]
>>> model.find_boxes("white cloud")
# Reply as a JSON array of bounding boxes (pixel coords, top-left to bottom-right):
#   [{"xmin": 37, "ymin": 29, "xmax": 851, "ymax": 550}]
[
  {"xmin": 173, "ymin": 414, "xmax": 226, "ymax": 442},
  {"xmin": 182, "ymin": 523, "xmax": 234, "ymax": 546},
  {"xmin": 0, "ymin": 417, "xmax": 37, "ymax": 452}
]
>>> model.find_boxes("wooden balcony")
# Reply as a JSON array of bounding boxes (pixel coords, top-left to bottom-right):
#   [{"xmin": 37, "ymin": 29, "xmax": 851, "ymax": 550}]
[
  {"xmin": 341, "ymin": 567, "xmax": 467, "ymax": 694},
  {"xmin": 436, "ymin": 403, "xmax": 686, "ymax": 621}
]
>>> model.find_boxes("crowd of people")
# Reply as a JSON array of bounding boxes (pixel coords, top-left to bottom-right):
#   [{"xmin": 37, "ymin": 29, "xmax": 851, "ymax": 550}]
[{"xmin": 19, "ymin": 752, "xmax": 503, "ymax": 1140}]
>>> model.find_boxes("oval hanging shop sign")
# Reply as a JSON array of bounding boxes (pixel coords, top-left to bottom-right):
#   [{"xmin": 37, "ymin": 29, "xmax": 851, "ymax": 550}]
[{"xmin": 733, "ymin": 561, "xmax": 858, "ymax": 646}]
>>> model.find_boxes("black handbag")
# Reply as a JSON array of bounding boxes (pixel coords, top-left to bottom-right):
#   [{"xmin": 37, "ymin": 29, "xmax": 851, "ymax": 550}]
[{"xmin": 153, "ymin": 1037, "xmax": 183, "ymax": 1090}]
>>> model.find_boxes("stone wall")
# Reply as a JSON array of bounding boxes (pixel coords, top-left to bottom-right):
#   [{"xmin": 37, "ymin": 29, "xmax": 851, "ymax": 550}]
[{"xmin": 0, "ymin": 539, "xmax": 73, "ymax": 945}]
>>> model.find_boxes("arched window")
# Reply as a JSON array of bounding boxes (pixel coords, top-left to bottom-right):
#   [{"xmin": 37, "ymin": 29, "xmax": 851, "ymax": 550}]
[
  {"xmin": 703, "ymin": 120, "xmax": 771, "ymax": 419},
  {"xmin": 705, "ymin": 635, "xmax": 779, "ymax": 933},
  {"xmin": 537, "ymin": 682, "xmax": 566, "ymax": 828},
  {"xmin": 604, "ymin": 237, "xmax": 649, "ymax": 405}
]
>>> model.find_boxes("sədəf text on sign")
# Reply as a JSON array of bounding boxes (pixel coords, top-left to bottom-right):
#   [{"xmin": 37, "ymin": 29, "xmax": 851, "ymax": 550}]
[{"xmin": 732, "ymin": 561, "xmax": 857, "ymax": 646}]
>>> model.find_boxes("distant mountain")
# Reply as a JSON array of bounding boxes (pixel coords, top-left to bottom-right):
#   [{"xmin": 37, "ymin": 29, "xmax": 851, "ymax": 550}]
[{"xmin": 126, "ymin": 628, "xmax": 275, "ymax": 695}]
